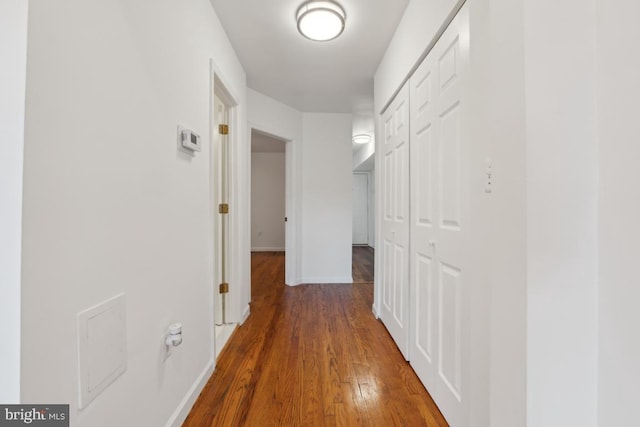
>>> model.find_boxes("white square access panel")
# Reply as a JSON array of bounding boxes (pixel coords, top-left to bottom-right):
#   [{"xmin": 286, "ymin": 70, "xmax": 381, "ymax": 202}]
[{"xmin": 77, "ymin": 293, "xmax": 127, "ymax": 409}]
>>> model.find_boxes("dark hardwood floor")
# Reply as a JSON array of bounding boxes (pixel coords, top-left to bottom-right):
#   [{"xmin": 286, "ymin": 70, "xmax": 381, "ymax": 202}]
[
  {"xmin": 183, "ymin": 251, "xmax": 447, "ymax": 426},
  {"xmin": 352, "ymin": 245, "xmax": 374, "ymax": 283}
]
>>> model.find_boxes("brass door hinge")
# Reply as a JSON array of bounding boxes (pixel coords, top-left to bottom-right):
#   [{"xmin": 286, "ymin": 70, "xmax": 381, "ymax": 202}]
[
  {"xmin": 218, "ymin": 124, "xmax": 229, "ymax": 135},
  {"xmin": 219, "ymin": 283, "xmax": 229, "ymax": 294},
  {"xmin": 219, "ymin": 203, "xmax": 229, "ymax": 214}
]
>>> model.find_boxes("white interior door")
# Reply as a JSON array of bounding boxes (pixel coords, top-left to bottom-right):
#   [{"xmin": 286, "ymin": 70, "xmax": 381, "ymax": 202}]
[
  {"xmin": 379, "ymin": 84, "xmax": 410, "ymax": 358},
  {"xmin": 352, "ymin": 173, "xmax": 369, "ymax": 245},
  {"xmin": 409, "ymin": 5, "xmax": 470, "ymax": 426}
]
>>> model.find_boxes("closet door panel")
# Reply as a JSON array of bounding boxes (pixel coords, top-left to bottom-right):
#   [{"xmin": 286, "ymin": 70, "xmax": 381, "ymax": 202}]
[
  {"xmin": 410, "ymin": 4, "xmax": 471, "ymax": 426},
  {"xmin": 379, "ymin": 83, "xmax": 411, "ymax": 358}
]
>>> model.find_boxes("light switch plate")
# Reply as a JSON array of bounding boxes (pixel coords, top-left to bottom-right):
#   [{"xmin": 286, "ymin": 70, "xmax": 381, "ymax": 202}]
[{"xmin": 484, "ymin": 157, "xmax": 493, "ymax": 194}]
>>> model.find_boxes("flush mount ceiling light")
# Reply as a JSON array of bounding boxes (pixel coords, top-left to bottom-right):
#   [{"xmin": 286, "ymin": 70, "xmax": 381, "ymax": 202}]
[
  {"xmin": 352, "ymin": 134, "xmax": 371, "ymax": 145},
  {"xmin": 296, "ymin": 0, "xmax": 346, "ymax": 42}
]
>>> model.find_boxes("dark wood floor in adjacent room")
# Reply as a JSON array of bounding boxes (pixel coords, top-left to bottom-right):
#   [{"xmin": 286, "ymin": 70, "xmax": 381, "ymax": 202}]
[
  {"xmin": 183, "ymin": 249, "xmax": 448, "ymax": 426},
  {"xmin": 352, "ymin": 245, "xmax": 374, "ymax": 283}
]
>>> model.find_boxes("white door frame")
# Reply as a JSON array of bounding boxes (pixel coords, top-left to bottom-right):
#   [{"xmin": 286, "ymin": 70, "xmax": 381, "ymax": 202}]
[
  {"xmin": 209, "ymin": 62, "xmax": 246, "ymax": 360},
  {"xmin": 248, "ymin": 126, "xmax": 298, "ymax": 286}
]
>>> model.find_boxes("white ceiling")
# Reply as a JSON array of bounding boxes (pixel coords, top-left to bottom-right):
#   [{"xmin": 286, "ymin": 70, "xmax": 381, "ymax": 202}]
[{"xmin": 210, "ymin": 0, "xmax": 409, "ymax": 116}]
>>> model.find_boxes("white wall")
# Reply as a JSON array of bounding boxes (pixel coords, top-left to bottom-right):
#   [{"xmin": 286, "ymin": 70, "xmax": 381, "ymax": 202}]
[
  {"xmin": 0, "ymin": 0, "xmax": 28, "ymax": 404},
  {"xmin": 597, "ymin": 1, "xmax": 640, "ymax": 425},
  {"xmin": 21, "ymin": 1, "xmax": 246, "ymax": 426},
  {"xmin": 374, "ymin": 0, "xmax": 464, "ymax": 114},
  {"xmin": 368, "ymin": 168, "xmax": 375, "ymax": 248},
  {"xmin": 247, "ymin": 89, "xmax": 303, "ymax": 141},
  {"xmin": 248, "ymin": 91, "xmax": 354, "ymax": 285},
  {"xmin": 352, "ymin": 138, "xmax": 375, "ymax": 170},
  {"xmin": 301, "ymin": 114, "xmax": 353, "ymax": 283},
  {"xmin": 251, "ymin": 152, "xmax": 286, "ymax": 251},
  {"xmin": 478, "ymin": 0, "xmax": 527, "ymax": 425},
  {"xmin": 524, "ymin": 0, "xmax": 598, "ymax": 425}
]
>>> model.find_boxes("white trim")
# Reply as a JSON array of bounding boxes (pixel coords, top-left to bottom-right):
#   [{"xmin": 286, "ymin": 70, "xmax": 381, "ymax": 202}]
[
  {"xmin": 225, "ymin": 96, "xmax": 241, "ymax": 326},
  {"xmin": 165, "ymin": 359, "xmax": 215, "ymax": 427},
  {"xmin": 208, "ymin": 61, "xmax": 220, "ymax": 363},
  {"xmin": 215, "ymin": 324, "xmax": 237, "ymax": 359},
  {"xmin": 209, "ymin": 59, "xmax": 244, "ymax": 362},
  {"xmin": 367, "ymin": 170, "xmax": 375, "ymax": 249},
  {"xmin": 372, "ymin": 104, "xmax": 384, "ymax": 319},
  {"xmin": 251, "ymin": 247, "xmax": 285, "ymax": 252},
  {"xmin": 0, "ymin": 0, "xmax": 27, "ymax": 404},
  {"xmin": 299, "ymin": 276, "xmax": 354, "ymax": 284},
  {"xmin": 372, "ymin": 304, "xmax": 380, "ymax": 319},
  {"xmin": 240, "ymin": 304, "xmax": 251, "ymax": 325}
]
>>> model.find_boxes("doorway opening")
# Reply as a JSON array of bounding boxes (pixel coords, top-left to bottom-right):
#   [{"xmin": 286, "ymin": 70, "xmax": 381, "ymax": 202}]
[
  {"xmin": 352, "ymin": 153, "xmax": 375, "ymax": 284},
  {"xmin": 250, "ymin": 130, "xmax": 286, "ymax": 254},
  {"xmin": 250, "ymin": 130, "xmax": 287, "ymax": 297},
  {"xmin": 352, "ymin": 172, "xmax": 370, "ymax": 245}
]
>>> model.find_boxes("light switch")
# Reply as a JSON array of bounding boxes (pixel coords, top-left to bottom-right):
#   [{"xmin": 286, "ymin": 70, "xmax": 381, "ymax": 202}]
[{"xmin": 484, "ymin": 157, "xmax": 493, "ymax": 194}]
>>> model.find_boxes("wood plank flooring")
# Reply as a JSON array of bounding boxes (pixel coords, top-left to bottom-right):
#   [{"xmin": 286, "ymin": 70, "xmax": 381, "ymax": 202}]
[
  {"xmin": 183, "ymin": 251, "xmax": 448, "ymax": 426},
  {"xmin": 352, "ymin": 246, "xmax": 374, "ymax": 283}
]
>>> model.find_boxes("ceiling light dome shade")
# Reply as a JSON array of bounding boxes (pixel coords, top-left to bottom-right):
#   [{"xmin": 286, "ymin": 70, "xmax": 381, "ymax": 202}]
[
  {"xmin": 352, "ymin": 134, "xmax": 371, "ymax": 145},
  {"xmin": 297, "ymin": 1, "xmax": 346, "ymax": 42}
]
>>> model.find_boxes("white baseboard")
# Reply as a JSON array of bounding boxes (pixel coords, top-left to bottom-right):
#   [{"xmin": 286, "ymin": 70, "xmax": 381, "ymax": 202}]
[
  {"xmin": 251, "ymin": 247, "xmax": 285, "ymax": 252},
  {"xmin": 165, "ymin": 358, "xmax": 214, "ymax": 427},
  {"xmin": 240, "ymin": 303, "xmax": 250, "ymax": 325},
  {"xmin": 215, "ymin": 323, "xmax": 237, "ymax": 359},
  {"xmin": 372, "ymin": 304, "xmax": 380, "ymax": 319},
  {"xmin": 299, "ymin": 276, "xmax": 353, "ymax": 284}
]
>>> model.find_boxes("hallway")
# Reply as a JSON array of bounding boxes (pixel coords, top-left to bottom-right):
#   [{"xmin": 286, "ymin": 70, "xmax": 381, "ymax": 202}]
[{"xmin": 183, "ymin": 251, "xmax": 447, "ymax": 426}]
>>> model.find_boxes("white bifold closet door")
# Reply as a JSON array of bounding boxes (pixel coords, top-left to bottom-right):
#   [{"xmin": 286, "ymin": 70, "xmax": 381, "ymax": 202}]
[
  {"xmin": 379, "ymin": 84, "xmax": 411, "ymax": 358},
  {"xmin": 409, "ymin": 4, "xmax": 470, "ymax": 426}
]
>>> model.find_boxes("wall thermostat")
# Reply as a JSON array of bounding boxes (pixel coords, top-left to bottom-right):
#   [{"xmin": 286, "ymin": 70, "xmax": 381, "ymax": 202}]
[{"xmin": 180, "ymin": 127, "xmax": 201, "ymax": 152}]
